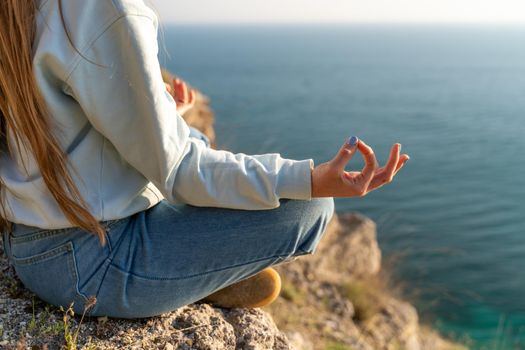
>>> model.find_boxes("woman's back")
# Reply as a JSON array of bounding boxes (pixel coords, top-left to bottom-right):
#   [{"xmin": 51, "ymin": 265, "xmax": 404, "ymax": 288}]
[
  {"xmin": 1, "ymin": 0, "xmax": 314, "ymax": 229},
  {"xmin": 0, "ymin": 0, "xmax": 165, "ymax": 228}
]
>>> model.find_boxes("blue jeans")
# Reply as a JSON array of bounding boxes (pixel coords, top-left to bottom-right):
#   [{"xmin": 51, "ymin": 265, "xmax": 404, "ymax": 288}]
[{"xmin": 1, "ymin": 128, "xmax": 334, "ymax": 318}]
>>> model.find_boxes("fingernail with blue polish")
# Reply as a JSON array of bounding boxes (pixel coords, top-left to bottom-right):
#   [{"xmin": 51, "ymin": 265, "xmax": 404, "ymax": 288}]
[{"xmin": 347, "ymin": 136, "xmax": 359, "ymax": 146}]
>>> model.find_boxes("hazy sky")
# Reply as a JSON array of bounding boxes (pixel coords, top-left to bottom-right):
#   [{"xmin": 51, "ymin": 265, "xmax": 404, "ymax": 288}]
[{"xmin": 149, "ymin": 0, "xmax": 525, "ymax": 24}]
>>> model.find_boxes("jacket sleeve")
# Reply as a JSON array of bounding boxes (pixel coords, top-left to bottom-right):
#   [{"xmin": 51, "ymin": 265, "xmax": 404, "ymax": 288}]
[{"xmin": 63, "ymin": 13, "xmax": 314, "ymax": 210}]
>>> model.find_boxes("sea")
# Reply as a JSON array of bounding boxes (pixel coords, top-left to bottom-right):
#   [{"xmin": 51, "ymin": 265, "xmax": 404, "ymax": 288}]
[{"xmin": 158, "ymin": 24, "xmax": 525, "ymax": 349}]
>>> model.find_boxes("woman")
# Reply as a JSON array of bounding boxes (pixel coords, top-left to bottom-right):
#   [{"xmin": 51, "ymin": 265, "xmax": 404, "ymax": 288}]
[{"xmin": 0, "ymin": 0, "xmax": 409, "ymax": 318}]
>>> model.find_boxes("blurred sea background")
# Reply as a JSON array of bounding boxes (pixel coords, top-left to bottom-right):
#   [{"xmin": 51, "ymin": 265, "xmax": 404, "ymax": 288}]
[{"xmin": 159, "ymin": 24, "xmax": 525, "ymax": 349}]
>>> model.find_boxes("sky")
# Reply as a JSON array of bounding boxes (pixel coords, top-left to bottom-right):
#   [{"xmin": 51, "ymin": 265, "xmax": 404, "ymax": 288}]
[{"xmin": 149, "ymin": 0, "xmax": 525, "ymax": 24}]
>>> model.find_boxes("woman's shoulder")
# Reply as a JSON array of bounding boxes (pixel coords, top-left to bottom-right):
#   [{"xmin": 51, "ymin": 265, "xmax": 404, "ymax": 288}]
[
  {"xmin": 36, "ymin": 0, "xmax": 158, "ymax": 54},
  {"xmin": 70, "ymin": 0, "xmax": 157, "ymax": 22},
  {"xmin": 40, "ymin": 0, "xmax": 158, "ymax": 27},
  {"xmin": 110, "ymin": 0, "xmax": 158, "ymax": 19},
  {"xmin": 33, "ymin": 0, "xmax": 160, "ymax": 91}
]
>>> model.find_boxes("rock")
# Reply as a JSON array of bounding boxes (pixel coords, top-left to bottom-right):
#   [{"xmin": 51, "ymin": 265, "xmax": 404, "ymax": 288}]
[
  {"xmin": 170, "ymin": 304, "xmax": 236, "ymax": 349},
  {"xmin": 364, "ymin": 296, "xmax": 420, "ymax": 349},
  {"xmin": 222, "ymin": 308, "xmax": 291, "ymax": 349},
  {"xmin": 268, "ymin": 213, "xmax": 467, "ymax": 350},
  {"xmin": 285, "ymin": 331, "xmax": 314, "ymax": 350},
  {"xmin": 312, "ymin": 213, "xmax": 382, "ymax": 282}
]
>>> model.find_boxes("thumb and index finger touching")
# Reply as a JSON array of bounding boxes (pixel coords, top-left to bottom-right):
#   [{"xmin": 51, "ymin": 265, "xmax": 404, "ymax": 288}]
[{"xmin": 332, "ymin": 136, "xmax": 378, "ymax": 177}]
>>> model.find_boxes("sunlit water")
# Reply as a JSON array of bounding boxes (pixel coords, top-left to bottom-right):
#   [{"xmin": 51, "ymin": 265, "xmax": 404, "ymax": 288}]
[{"xmin": 159, "ymin": 24, "xmax": 525, "ymax": 348}]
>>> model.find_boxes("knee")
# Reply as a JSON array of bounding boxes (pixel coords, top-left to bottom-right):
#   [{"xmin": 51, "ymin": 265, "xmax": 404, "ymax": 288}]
[
  {"xmin": 306, "ymin": 197, "xmax": 335, "ymax": 226},
  {"xmin": 294, "ymin": 197, "xmax": 335, "ymax": 255}
]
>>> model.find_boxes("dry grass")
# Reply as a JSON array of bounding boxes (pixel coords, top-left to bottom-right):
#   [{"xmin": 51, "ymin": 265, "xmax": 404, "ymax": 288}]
[
  {"xmin": 280, "ymin": 280, "xmax": 305, "ymax": 305},
  {"xmin": 324, "ymin": 340, "xmax": 355, "ymax": 350},
  {"xmin": 337, "ymin": 279, "xmax": 384, "ymax": 322}
]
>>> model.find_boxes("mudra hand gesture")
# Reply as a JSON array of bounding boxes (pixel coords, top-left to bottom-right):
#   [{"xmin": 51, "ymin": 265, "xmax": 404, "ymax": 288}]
[
  {"xmin": 312, "ymin": 136, "xmax": 410, "ymax": 198},
  {"xmin": 165, "ymin": 77, "xmax": 196, "ymax": 116}
]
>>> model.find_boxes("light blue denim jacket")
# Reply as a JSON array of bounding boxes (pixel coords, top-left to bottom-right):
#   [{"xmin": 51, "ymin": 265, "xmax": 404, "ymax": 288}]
[{"xmin": 0, "ymin": 0, "xmax": 314, "ymax": 229}]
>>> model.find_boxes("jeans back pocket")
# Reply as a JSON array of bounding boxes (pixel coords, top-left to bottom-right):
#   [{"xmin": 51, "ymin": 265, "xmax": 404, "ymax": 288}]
[{"xmin": 11, "ymin": 241, "xmax": 88, "ymax": 310}]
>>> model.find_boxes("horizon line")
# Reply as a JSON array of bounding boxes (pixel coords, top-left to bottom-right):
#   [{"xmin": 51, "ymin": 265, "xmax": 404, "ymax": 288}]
[{"xmin": 159, "ymin": 20, "xmax": 525, "ymax": 26}]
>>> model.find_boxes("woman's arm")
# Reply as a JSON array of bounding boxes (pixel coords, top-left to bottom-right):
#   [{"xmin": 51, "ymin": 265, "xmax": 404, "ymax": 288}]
[
  {"xmin": 63, "ymin": 12, "xmax": 313, "ymax": 210},
  {"xmin": 164, "ymin": 78, "xmax": 410, "ymax": 199}
]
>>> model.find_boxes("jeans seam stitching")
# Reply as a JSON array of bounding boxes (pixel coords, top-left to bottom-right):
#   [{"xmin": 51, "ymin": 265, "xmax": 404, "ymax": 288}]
[
  {"xmin": 11, "ymin": 230, "xmax": 74, "ymax": 243},
  {"xmin": 68, "ymin": 243, "xmax": 89, "ymax": 302},
  {"xmin": 93, "ymin": 258, "xmax": 114, "ymax": 303},
  {"xmin": 11, "ymin": 242, "xmax": 73, "ymax": 265},
  {"xmin": 107, "ymin": 253, "xmax": 289, "ymax": 281}
]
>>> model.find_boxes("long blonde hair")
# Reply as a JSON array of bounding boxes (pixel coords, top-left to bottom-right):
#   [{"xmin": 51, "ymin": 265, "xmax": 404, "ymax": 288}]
[{"xmin": 0, "ymin": 1, "xmax": 106, "ymax": 245}]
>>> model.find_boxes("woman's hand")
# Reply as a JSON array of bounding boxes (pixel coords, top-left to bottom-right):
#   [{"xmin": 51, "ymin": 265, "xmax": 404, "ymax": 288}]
[
  {"xmin": 311, "ymin": 137, "xmax": 409, "ymax": 198},
  {"xmin": 165, "ymin": 77, "xmax": 196, "ymax": 116}
]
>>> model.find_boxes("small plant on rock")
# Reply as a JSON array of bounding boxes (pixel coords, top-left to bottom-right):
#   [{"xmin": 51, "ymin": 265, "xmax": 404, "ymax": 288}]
[{"xmin": 61, "ymin": 296, "xmax": 97, "ymax": 350}]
